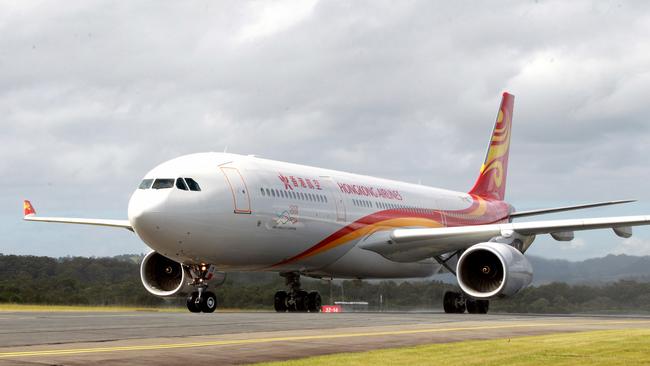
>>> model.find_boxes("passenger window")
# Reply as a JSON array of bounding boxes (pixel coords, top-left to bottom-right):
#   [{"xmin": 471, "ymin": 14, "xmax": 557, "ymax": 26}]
[
  {"xmin": 271, "ymin": 189, "xmax": 276, "ymax": 197},
  {"xmin": 138, "ymin": 179, "xmax": 153, "ymax": 189},
  {"xmin": 184, "ymin": 178, "xmax": 201, "ymax": 191},
  {"xmin": 266, "ymin": 188, "xmax": 271, "ymax": 196},
  {"xmin": 176, "ymin": 178, "xmax": 189, "ymax": 191},
  {"xmin": 152, "ymin": 179, "xmax": 174, "ymax": 189},
  {"xmin": 261, "ymin": 188, "xmax": 265, "ymax": 196}
]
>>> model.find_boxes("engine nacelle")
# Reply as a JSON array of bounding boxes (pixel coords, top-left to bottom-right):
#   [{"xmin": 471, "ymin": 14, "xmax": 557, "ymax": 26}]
[
  {"xmin": 140, "ymin": 251, "xmax": 193, "ymax": 297},
  {"xmin": 457, "ymin": 242, "xmax": 533, "ymax": 299}
]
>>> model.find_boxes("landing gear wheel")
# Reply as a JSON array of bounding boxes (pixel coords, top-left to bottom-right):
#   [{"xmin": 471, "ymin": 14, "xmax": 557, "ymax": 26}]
[
  {"xmin": 186, "ymin": 292, "xmax": 201, "ymax": 313},
  {"xmin": 200, "ymin": 291, "xmax": 217, "ymax": 313},
  {"xmin": 443, "ymin": 291, "xmax": 455, "ymax": 313},
  {"xmin": 307, "ymin": 291, "xmax": 322, "ymax": 312},
  {"xmin": 274, "ymin": 291, "xmax": 288, "ymax": 312},
  {"xmin": 293, "ymin": 290, "xmax": 309, "ymax": 312},
  {"xmin": 276, "ymin": 272, "xmax": 318, "ymax": 313},
  {"xmin": 476, "ymin": 299, "xmax": 489, "ymax": 314},
  {"xmin": 443, "ymin": 291, "xmax": 466, "ymax": 314},
  {"xmin": 466, "ymin": 298, "xmax": 478, "ymax": 314}
]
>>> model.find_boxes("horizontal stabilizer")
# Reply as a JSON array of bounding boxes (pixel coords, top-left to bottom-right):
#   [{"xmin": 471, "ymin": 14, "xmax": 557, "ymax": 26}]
[{"xmin": 509, "ymin": 199, "xmax": 636, "ymax": 219}]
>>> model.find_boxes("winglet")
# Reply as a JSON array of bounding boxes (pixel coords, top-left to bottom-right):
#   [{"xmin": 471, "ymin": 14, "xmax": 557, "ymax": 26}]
[{"xmin": 23, "ymin": 200, "xmax": 36, "ymax": 217}]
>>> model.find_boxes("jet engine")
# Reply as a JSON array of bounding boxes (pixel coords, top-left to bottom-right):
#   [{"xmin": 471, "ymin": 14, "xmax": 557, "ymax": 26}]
[
  {"xmin": 140, "ymin": 251, "xmax": 193, "ymax": 297},
  {"xmin": 456, "ymin": 242, "xmax": 532, "ymax": 299}
]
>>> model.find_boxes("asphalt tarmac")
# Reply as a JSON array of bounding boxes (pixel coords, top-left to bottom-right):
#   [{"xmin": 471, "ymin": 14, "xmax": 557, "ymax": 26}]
[{"xmin": 1, "ymin": 311, "xmax": 649, "ymax": 365}]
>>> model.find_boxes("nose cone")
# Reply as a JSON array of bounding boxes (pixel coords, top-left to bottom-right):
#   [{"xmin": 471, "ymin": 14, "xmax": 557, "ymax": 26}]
[
  {"xmin": 128, "ymin": 190, "xmax": 170, "ymax": 250},
  {"xmin": 128, "ymin": 190, "xmax": 166, "ymax": 224}
]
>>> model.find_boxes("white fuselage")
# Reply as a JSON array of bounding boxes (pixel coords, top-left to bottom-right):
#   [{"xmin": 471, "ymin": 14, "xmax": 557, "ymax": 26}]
[{"xmin": 127, "ymin": 153, "xmax": 480, "ymax": 279}]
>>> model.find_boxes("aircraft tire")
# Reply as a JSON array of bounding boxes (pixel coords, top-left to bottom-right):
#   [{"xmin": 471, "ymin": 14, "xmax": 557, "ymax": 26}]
[
  {"xmin": 443, "ymin": 291, "xmax": 466, "ymax": 314},
  {"xmin": 200, "ymin": 291, "xmax": 217, "ymax": 313},
  {"xmin": 476, "ymin": 299, "xmax": 489, "ymax": 314},
  {"xmin": 186, "ymin": 292, "xmax": 201, "ymax": 313},
  {"xmin": 295, "ymin": 290, "xmax": 309, "ymax": 312},
  {"xmin": 466, "ymin": 298, "xmax": 478, "ymax": 314},
  {"xmin": 307, "ymin": 291, "xmax": 321, "ymax": 312},
  {"xmin": 274, "ymin": 291, "xmax": 288, "ymax": 312},
  {"xmin": 443, "ymin": 291, "xmax": 455, "ymax": 313}
]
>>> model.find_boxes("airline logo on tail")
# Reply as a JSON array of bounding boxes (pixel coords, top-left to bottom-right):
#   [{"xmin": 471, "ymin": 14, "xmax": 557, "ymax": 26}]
[
  {"xmin": 469, "ymin": 92, "xmax": 514, "ymax": 201},
  {"xmin": 23, "ymin": 200, "xmax": 36, "ymax": 216}
]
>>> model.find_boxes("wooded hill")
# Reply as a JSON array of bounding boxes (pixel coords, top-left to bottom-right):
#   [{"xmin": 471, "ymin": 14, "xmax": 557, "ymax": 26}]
[{"xmin": 1, "ymin": 253, "xmax": 649, "ymax": 314}]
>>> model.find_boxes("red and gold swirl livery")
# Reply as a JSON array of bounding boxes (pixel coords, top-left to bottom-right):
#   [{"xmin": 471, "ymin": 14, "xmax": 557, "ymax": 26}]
[
  {"xmin": 23, "ymin": 200, "xmax": 36, "ymax": 216},
  {"xmin": 469, "ymin": 92, "xmax": 514, "ymax": 201}
]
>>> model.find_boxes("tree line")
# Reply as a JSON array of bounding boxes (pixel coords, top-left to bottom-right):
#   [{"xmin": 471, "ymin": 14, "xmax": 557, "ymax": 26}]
[{"xmin": 1, "ymin": 254, "xmax": 649, "ymax": 314}]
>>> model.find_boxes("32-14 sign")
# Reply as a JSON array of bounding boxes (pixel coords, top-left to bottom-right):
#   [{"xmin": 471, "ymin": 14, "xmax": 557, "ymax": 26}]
[{"xmin": 321, "ymin": 305, "xmax": 342, "ymax": 313}]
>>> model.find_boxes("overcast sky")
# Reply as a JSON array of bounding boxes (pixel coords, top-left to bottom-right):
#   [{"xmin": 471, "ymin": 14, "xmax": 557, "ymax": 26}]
[{"xmin": 2, "ymin": 0, "xmax": 650, "ymax": 261}]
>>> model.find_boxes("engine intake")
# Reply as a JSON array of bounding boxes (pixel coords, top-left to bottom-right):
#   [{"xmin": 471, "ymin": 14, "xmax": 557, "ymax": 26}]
[
  {"xmin": 140, "ymin": 251, "xmax": 192, "ymax": 297},
  {"xmin": 457, "ymin": 242, "xmax": 532, "ymax": 299}
]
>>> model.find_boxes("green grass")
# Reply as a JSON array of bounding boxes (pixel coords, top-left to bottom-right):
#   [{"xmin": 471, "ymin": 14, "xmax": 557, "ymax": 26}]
[{"xmin": 254, "ymin": 329, "xmax": 650, "ymax": 366}]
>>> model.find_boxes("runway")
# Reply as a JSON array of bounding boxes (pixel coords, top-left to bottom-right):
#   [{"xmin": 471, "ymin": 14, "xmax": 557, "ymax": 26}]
[{"xmin": 1, "ymin": 311, "xmax": 649, "ymax": 365}]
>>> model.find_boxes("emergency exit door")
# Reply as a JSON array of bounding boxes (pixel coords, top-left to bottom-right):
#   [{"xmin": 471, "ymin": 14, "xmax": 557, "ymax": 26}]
[
  {"xmin": 220, "ymin": 167, "xmax": 252, "ymax": 214},
  {"xmin": 320, "ymin": 176, "xmax": 346, "ymax": 222}
]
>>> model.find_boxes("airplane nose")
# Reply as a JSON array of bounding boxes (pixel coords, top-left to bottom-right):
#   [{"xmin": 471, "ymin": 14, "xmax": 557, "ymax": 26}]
[{"xmin": 128, "ymin": 190, "xmax": 168, "ymax": 237}]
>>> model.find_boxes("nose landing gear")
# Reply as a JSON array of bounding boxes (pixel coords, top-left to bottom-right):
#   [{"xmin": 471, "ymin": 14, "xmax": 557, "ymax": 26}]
[
  {"xmin": 186, "ymin": 264, "xmax": 221, "ymax": 313},
  {"xmin": 187, "ymin": 289, "xmax": 217, "ymax": 313},
  {"xmin": 274, "ymin": 272, "xmax": 321, "ymax": 313}
]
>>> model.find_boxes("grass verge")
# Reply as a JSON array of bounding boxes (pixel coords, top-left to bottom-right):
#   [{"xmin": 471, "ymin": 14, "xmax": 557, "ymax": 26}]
[{"xmin": 254, "ymin": 329, "xmax": 650, "ymax": 366}]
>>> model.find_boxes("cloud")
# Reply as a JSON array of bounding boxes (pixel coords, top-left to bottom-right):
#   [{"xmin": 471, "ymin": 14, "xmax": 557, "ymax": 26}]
[
  {"xmin": 613, "ymin": 237, "xmax": 650, "ymax": 257},
  {"xmin": 236, "ymin": 0, "xmax": 318, "ymax": 42},
  {"xmin": 1, "ymin": 0, "xmax": 649, "ymax": 258}
]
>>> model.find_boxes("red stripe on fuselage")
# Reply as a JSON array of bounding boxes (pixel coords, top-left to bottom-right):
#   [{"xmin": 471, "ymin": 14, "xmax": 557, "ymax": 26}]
[{"xmin": 271, "ymin": 197, "xmax": 511, "ymax": 268}]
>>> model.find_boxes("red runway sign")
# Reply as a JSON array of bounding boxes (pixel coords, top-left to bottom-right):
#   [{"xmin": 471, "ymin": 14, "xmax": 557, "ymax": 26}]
[{"xmin": 321, "ymin": 305, "xmax": 342, "ymax": 313}]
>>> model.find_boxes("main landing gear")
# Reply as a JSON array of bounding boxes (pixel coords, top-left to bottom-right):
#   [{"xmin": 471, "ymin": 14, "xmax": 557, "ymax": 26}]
[
  {"xmin": 274, "ymin": 272, "xmax": 322, "ymax": 313},
  {"xmin": 186, "ymin": 264, "xmax": 219, "ymax": 313},
  {"xmin": 443, "ymin": 291, "xmax": 489, "ymax": 314}
]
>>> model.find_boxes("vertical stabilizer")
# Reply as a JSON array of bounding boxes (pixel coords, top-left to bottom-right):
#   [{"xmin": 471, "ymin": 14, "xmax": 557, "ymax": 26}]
[{"xmin": 469, "ymin": 92, "xmax": 514, "ymax": 201}]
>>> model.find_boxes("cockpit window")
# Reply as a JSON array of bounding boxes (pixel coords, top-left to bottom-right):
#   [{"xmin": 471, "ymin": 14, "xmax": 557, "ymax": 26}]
[
  {"xmin": 138, "ymin": 179, "xmax": 153, "ymax": 189},
  {"xmin": 184, "ymin": 178, "xmax": 201, "ymax": 191},
  {"xmin": 176, "ymin": 178, "xmax": 189, "ymax": 191},
  {"xmin": 152, "ymin": 178, "xmax": 175, "ymax": 189}
]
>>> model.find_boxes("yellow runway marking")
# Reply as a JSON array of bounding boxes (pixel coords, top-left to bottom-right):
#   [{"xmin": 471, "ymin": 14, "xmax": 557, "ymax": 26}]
[{"xmin": 1, "ymin": 320, "xmax": 649, "ymax": 359}]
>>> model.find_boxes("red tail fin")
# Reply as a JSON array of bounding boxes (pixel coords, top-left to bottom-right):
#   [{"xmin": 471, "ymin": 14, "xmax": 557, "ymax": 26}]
[{"xmin": 469, "ymin": 92, "xmax": 514, "ymax": 201}]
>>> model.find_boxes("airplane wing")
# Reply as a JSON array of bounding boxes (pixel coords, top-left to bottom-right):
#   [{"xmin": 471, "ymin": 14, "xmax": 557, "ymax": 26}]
[
  {"xmin": 359, "ymin": 215, "xmax": 650, "ymax": 263},
  {"xmin": 509, "ymin": 199, "xmax": 636, "ymax": 218},
  {"xmin": 23, "ymin": 200, "xmax": 133, "ymax": 231}
]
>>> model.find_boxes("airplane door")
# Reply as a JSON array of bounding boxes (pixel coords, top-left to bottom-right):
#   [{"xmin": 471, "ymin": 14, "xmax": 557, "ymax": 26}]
[
  {"xmin": 321, "ymin": 176, "xmax": 346, "ymax": 222},
  {"xmin": 220, "ymin": 167, "xmax": 252, "ymax": 214}
]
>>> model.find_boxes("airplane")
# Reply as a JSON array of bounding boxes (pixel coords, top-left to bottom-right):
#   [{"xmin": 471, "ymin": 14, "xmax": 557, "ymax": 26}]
[{"xmin": 23, "ymin": 92, "xmax": 650, "ymax": 314}]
